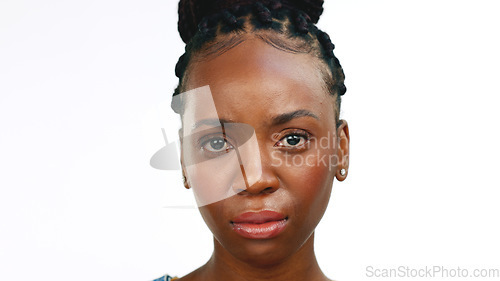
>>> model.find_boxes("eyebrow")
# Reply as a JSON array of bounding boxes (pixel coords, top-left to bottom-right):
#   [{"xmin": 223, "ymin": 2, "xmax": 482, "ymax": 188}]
[
  {"xmin": 191, "ymin": 118, "xmax": 233, "ymax": 130},
  {"xmin": 191, "ymin": 109, "xmax": 319, "ymax": 130},
  {"xmin": 270, "ymin": 109, "xmax": 319, "ymax": 126}
]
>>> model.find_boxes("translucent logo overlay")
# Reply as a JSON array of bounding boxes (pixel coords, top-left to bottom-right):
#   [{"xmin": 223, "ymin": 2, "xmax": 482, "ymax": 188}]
[{"xmin": 150, "ymin": 86, "xmax": 262, "ymax": 207}]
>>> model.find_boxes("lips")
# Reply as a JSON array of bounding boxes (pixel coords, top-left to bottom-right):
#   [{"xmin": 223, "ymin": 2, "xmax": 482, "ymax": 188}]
[{"xmin": 230, "ymin": 210, "xmax": 288, "ymax": 239}]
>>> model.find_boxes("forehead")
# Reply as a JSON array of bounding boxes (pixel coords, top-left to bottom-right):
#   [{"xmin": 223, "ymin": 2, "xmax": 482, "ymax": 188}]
[{"xmin": 182, "ymin": 38, "xmax": 335, "ymax": 126}]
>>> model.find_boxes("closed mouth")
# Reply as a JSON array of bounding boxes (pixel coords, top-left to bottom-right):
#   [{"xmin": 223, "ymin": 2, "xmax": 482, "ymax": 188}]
[{"xmin": 230, "ymin": 210, "xmax": 289, "ymax": 239}]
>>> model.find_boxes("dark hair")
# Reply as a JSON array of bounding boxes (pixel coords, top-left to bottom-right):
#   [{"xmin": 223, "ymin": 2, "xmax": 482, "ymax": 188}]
[{"xmin": 172, "ymin": 0, "xmax": 346, "ymax": 128}]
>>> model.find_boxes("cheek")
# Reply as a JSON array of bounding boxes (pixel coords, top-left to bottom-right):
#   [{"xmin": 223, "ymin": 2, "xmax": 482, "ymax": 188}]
[
  {"xmin": 277, "ymin": 146, "xmax": 336, "ymax": 213},
  {"xmin": 183, "ymin": 145, "xmax": 247, "ymax": 207},
  {"xmin": 198, "ymin": 202, "xmax": 226, "ymax": 239},
  {"xmin": 286, "ymin": 157, "xmax": 333, "ymax": 199}
]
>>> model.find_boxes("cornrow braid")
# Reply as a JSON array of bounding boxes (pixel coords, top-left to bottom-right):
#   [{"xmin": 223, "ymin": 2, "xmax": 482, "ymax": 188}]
[
  {"xmin": 173, "ymin": 0, "xmax": 346, "ymax": 128},
  {"xmin": 293, "ymin": 11, "xmax": 310, "ymax": 34},
  {"xmin": 255, "ymin": 2, "xmax": 273, "ymax": 23},
  {"xmin": 316, "ymin": 29, "xmax": 335, "ymax": 58}
]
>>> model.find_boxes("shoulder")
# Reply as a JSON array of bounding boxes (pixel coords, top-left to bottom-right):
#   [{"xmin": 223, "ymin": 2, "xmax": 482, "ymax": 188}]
[
  {"xmin": 154, "ymin": 265, "xmax": 205, "ymax": 281},
  {"xmin": 152, "ymin": 274, "xmax": 179, "ymax": 281}
]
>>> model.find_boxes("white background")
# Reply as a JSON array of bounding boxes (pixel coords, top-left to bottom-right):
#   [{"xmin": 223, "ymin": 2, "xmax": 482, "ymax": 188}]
[{"xmin": 1, "ymin": 0, "xmax": 499, "ymax": 280}]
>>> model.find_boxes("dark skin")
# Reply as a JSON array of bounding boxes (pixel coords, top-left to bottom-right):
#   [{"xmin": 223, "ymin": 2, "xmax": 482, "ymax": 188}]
[{"xmin": 177, "ymin": 37, "xmax": 350, "ymax": 281}]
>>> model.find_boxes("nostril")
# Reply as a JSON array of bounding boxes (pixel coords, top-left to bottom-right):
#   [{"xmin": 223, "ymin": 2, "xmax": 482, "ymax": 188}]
[
  {"xmin": 263, "ymin": 187, "xmax": 275, "ymax": 194},
  {"xmin": 235, "ymin": 187, "xmax": 275, "ymax": 195}
]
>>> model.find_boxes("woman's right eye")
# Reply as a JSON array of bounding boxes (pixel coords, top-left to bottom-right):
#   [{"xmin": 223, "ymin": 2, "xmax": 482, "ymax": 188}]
[{"xmin": 201, "ymin": 136, "xmax": 234, "ymax": 154}]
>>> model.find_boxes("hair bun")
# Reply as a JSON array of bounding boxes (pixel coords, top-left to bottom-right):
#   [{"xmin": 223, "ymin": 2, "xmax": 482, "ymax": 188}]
[{"xmin": 178, "ymin": 0, "xmax": 324, "ymax": 43}]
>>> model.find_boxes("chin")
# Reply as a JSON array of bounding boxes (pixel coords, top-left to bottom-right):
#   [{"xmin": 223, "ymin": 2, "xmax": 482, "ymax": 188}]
[
  {"xmin": 231, "ymin": 242, "xmax": 294, "ymax": 267},
  {"xmin": 215, "ymin": 228, "xmax": 306, "ymax": 268}
]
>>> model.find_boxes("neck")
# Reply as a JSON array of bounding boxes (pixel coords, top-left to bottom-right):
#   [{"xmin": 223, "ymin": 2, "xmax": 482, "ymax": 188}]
[{"xmin": 198, "ymin": 232, "xmax": 330, "ymax": 281}]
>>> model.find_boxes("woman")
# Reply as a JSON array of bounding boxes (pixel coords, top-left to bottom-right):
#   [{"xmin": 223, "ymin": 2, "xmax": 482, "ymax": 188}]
[{"xmin": 155, "ymin": 0, "xmax": 350, "ymax": 280}]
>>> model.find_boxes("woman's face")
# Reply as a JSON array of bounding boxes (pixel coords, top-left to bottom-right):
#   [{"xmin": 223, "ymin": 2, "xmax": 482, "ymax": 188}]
[{"xmin": 180, "ymin": 37, "xmax": 349, "ymax": 266}]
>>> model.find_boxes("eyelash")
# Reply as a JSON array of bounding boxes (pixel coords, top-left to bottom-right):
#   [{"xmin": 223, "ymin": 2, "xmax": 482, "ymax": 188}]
[
  {"xmin": 199, "ymin": 134, "xmax": 234, "ymax": 156},
  {"xmin": 274, "ymin": 129, "xmax": 311, "ymax": 151},
  {"xmin": 199, "ymin": 129, "xmax": 312, "ymax": 156}
]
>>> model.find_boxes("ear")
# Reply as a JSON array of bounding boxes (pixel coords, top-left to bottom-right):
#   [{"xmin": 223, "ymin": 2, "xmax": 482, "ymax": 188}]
[
  {"xmin": 335, "ymin": 119, "xmax": 350, "ymax": 181},
  {"xmin": 178, "ymin": 128, "xmax": 190, "ymax": 189}
]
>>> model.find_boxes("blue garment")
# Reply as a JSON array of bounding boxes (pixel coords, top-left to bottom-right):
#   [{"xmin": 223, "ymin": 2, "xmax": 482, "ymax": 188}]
[{"xmin": 152, "ymin": 274, "xmax": 178, "ymax": 281}]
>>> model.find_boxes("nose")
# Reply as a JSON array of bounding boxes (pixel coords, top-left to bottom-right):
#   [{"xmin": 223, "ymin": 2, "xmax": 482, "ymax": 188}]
[
  {"xmin": 238, "ymin": 169, "xmax": 280, "ymax": 195},
  {"xmin": 232, "ymin": 146, "xmax": 280, "ymax": 196}
]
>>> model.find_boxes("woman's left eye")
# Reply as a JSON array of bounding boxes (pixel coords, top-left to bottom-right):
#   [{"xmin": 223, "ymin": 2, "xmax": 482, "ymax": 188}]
[{"xmin": 275, "ymin": 131, "xmax": 310, "ymax": 149}]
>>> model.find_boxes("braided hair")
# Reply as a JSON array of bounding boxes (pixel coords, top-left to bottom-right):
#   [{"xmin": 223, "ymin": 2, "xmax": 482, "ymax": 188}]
[{"xmin": 172, "ymin": 0, "xmax": 346, "ymax": 128}]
